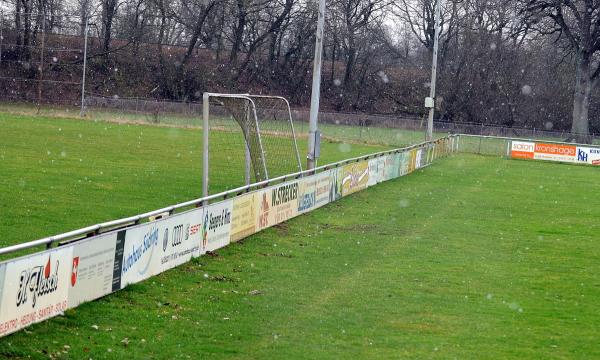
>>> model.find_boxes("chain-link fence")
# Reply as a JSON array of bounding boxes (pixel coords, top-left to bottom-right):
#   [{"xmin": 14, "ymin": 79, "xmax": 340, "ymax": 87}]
[
  {"xmin": 455, "ymin": 134, "xmax": 600, "ymax": 159},
  {"xmin": 0, "ymin": 11, "xmax": 86, "ymax": 107},
  {"xmin": 82, "ymin": 95, "xmax": 600, "ymax": 147}
]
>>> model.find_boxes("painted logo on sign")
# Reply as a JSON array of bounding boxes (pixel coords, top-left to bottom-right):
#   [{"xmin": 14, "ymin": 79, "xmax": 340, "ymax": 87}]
[
  {"xmin": 16, "ymin": 256, "xmax": 60, "ymax": 308},
  {"xmin": 122, "ymin": 226, "xmax": 159, "ymax": 276},
  {"xmin": 70, "ymin": 257, "xmax": 79, "ymax": 287},
  {"xmin": 258, "ymin": 192, "xmax": 270, "ymax": 229}
]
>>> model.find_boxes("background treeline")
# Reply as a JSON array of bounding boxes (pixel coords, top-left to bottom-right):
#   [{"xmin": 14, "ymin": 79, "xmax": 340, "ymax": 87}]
[{"xmin": 1, "ymin": 0, "xmax": 599, "ymax": 136}]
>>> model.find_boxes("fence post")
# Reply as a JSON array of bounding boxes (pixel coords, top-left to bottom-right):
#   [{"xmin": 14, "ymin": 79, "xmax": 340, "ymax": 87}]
[
  {"xmin": 0, "ymin": 10, "xmax": 3, "ymax": 65},
  {"xmin": 37, "ymin": 11, "xmax": 46, "ymax": 113},
  {"xmin": 478, "ymin": 124, "xmax": 484, "ymax": 154},
  {"xmin": 202, "ymin": 93, "xmax": 210, "ymax": 200},
  {"xmin": 80, "ymin": 17, "xmax": 89, "ymax": 117}
]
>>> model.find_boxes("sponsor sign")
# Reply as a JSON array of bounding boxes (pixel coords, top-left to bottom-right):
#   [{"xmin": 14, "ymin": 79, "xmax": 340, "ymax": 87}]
[
  {"xmin": 231, "ymin": 193, "xmax": 258, "ymax": 242},
  {"xmin": 341, "ymin": 161, "xmax": 369, "ymax": 196},
  {"xmin": 257, "ymin": 182, "xmax": 299, "ymax": 230},
  {"xmin": 576, "ymin": 147, "xmax": 600, "ymax": 165},
  {"xmin": 420, "ymin": 147, "xmax": 428, "ymax": 167},
  {"xmin": 533, "ymin": 143, "xmax": 576, "ymax": 162},
  {"xmin": 329, "ymin": 167, "xmax": 343, "ymax": 202},
  {"xmin": 314, "ymin": 170, "xmax": 332, "ymax": 209},
  {"xmin": 118, "ymin": 209, "xmax": 201, "ymax": 288},
  {"xmin": 415, "ymin": 149, "xmax": 423, "ymax": 169},
  {"xmin": 0, "ymin": 247, "xmax": 72, "ymax": 337},
  {"xmin": 367, "ymin": 159, "xmax": 379, "ymax": 186},
  {"xmin": 297, "ymin": 175, "xmax": 317, "ymax": 214},
  {"xmin": 376, "ymin": 156, "xmax": 386, "ymax": 183},
  {"xmin": 511, "ymin": 141, "xmax": 600, "ymax": 165},
  {"xmin": 511, "ymin": 141, "xmax": 535, "ymax": 159},
  {"xmin": 408, "ymin": 150, "xmax": 417, "ymax": 173},
  {"xmin": 201, "ymin": 200, "xmax": 233, "ymax": 252},
  {"xmin": 390, "ymin": 154, "xmax": 401, "ymax": 179},
  {"xmin": 399, "ymin": 152, "xmax": 409, "ymax": 177},
  {"xmin": 68, "ymin": 232, "xmax": 118, "ymax": 308}
]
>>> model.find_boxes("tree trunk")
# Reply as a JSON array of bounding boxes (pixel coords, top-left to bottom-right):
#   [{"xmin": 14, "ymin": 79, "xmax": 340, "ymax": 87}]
[
  {"xmin": 230, "ymin": 0, "xmax": 246, "ymax": 64},
  {"xmin": 571, "ymin": 53, "xmax": 592, "ymax": 143},
  {"xmin": 102, "ymin": 0, "xmax": 117, "ymax": 59}
]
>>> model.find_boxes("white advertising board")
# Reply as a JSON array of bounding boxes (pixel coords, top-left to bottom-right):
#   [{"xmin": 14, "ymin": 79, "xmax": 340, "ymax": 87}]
[
  {"xmin": 0, "ymin": 246, "xmax": 72, "ymax": 337},
  {"xmin": 297, "ymin": 175, "xmax": 317, "ymax": 214},
  {"xmin": 68, "ymin": 232, "xmax": 119, "ymax": 308},
  {"xmin": 201, "ymin": 200, "xmax": 233, "ymax": 252},
  {"xmin": 314, "ymin": 170, "xmax": 332, "ymax": 209},
  {"xmin": 367, "ymin": 158, "xmax": 379, "ymax": 186},
  {"xmin": 118, "ymin": 208, "xmax": 202, "ymax": 288}
]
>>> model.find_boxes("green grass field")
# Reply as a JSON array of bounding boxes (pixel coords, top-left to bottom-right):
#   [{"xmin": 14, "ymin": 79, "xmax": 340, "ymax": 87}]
[
  {"xmin": 1, "ymin": 112, "xmax": 600, "ymax": 358},
  {"xmin": 0, "ymin": 112, "xmax": 384, "ymax": 249}
]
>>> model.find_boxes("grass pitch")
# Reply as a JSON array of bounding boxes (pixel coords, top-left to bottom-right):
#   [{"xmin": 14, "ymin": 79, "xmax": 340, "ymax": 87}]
[
  {"xmin": 1, "ymin": 113, "xmax": 600, "ymax": 358},
  {"xmin": 0, "ymin": 112, "xmax": 383, "ymax": 249}
]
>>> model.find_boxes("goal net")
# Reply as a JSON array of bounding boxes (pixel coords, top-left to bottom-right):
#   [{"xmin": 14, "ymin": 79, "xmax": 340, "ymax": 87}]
[{"xmin": 202, "ymin": 93, "xmax": 303, "ymax": 196}]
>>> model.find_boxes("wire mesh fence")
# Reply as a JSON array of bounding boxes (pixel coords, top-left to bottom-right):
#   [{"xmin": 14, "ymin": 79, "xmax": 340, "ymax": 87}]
[
  {"xmin": 82, "ymin": 95, "xmax": 432, "ymax": 147},
  {"xmin": 0, "ymin": 12, "xmax": 85, "ymax": 107},
  {"xmin": 455, "ymin": 134, "xmax": 600, "ymax": 159}
]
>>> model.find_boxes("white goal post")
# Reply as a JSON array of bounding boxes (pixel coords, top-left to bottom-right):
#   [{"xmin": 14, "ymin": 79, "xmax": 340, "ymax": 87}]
[{"xmin": 202, "ymin": 92, "xmax": 303, "ymax": 197}]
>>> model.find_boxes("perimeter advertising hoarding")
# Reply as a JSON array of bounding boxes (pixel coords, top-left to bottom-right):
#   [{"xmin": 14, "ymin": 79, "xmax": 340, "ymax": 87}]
[
  {"xmin": 376, "ymin": 156, "xmax": 386, "ymax": 183},
  {"xmin": 118, "ymin": 208, "xmax": 202, "ymax": 288},
  {"xmin": 367, "ymin": 159, "xmax": 379, "ymax": 186},
  {"xmin": 421, "ymin": 147, "xmax": 429, "ymax": 167},
  {"xmin": 341, "ymin": 161, "xmax": 369, "ymax": 196},
  {"xmin": 575, "ymin": 147, "xmax": 600, "ymax": 165},
  {"xmin": 510, "ymin": 141, "xmax": 600, "ymax": 165},
  {"xmin": 0, "ymin": 247, "xmax": 72, "ymax": 337},
  {"xmin": 415, "ymin": 149, "xmax": 423, "ymax": 169},
  {"xmin": 533, "ymin": 143, "xmax": 577, "ymax": 163},
  {"xmin": 408, "ymin": 150, "xmax": 417, "ymax": 173},
  {"xmin": 257, "ymin": 181, "xmax": 299, "ymax": 231},
  {"xmin": 329, "ymin": 167, "xmax": 343, "ymax": 202},
  {"xmin": 297, "ymin": 175, "xmax": 317, "ymax": 214},
  {"xmin": 399, "ymin": 152, "xmax": 410, "ymax": 176},
  {"xmin": 201, "ymin": 200, "xmax": 233, "ymax": 252},
  {"xmin": 231, "ymin": 193, "xmax": 258, "ymax": 242},
  {"xmin": 314, "ymin": 170, "xmax": 332, "ymax": 209},
  {"xmin": 387, "ymin": 154, "xmax": 398, "ymax": 180},
  {"xmin": 68, "ymin": 232, "xmax": 119, "ymax": 308},
  {"xmin": 510, "ymin": 141, "xmax": 535, "ymax": 159}
]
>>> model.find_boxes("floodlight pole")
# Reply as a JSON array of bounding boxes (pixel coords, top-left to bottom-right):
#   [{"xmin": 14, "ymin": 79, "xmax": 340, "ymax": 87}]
[
  {"xmin": 80, "ymin": 17, "xmax": 89, "ymax": 117},
  {"xmin": 425, "ymin": 0, "xmax": 442, "ymax": 141},
  {"xmin": 307, "ymin": 0, "xmax": 326, "ymax": 170}
]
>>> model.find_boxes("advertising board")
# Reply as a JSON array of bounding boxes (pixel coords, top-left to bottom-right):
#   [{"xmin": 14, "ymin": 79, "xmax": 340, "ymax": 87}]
[
  {"xmin": 68, "ymin": 232, "xmax": 119, "ymax": 308},
  {"xmin": 201, "ymin": 200, "xmax": 233, "ymax": 252},
  {"xmin": 0, "ymin": 247, "xmax": 72, "ymax": 337},
  {"xmin": 511, "ymin": 141, "xmax": 600, "ymax": 166},
  {"xmin": 314, "ymin": 170, "xmax": 332, "ymax": 209},
  {"xmin": 117, "ymin": 208, "xmax": 202, "ymax": 288},
  {"xmin": 231, "ymin": 193, "xmax": 258, "ymax": 242},
  {"xmin": 341, "ymin": 161, "xmax": 369, "ymax": 196},
  {"xmin": 257, "ymin": 181, "xmax": 299, "ymax": 231}
]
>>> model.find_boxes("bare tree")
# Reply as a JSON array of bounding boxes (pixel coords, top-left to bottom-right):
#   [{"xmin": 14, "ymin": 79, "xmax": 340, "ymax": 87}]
[{"xmin": 521, "ymin": 0, "xmax": 600, "ymax": 142}]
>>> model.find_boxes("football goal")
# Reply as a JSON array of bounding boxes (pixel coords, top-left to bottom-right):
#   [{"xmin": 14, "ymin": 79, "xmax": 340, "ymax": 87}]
[{"xmin": 202, "ymin": 93, "xmax": 303, "ymax": 196}]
